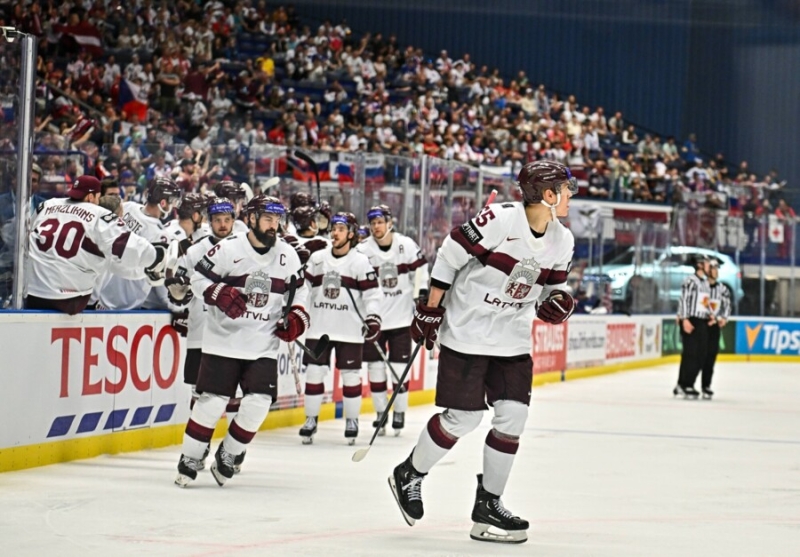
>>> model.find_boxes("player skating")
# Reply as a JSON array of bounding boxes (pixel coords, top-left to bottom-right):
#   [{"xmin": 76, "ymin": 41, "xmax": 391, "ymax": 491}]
[
  {"xmin": 389, "ymin": 160, "xmax": 577, "ymax": 544},
  {"xmin": 175, "ymin": 195, "xmax": 308, "ymax": 487},
  {"xmin": 357, "ymin": 204, "xmax": 429, "ymax": 436},
  {"xmin": 26, "ymin": 175, "xmax": 167, "ymax": 314},
  {"xmin": 299, "ymin": 212, "xmax": 382, "ymax": 445}
]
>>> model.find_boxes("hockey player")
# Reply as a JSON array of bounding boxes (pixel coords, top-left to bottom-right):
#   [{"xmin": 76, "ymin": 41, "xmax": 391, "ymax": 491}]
[
  {"xmin": 175, "ymin": 195, "xmax": 308, "ymax": 487},
  {"xmin": 94, "ymin": 178, "xmax": 184, "ymax": 310},
  {"xmin": 283, "ymin": 205, "xmax": 329, "ymax": 264},
  {"xmin": 163, "ymin": 193, "xmax": 211, "ymax": 244},
  {"xmin": 299, "ymin": 212, "xmax": 383, "ymax": 445},
  {"xmin": 285, "ymin": 191, "xmax": 315, "ymax": 236},
  {"xmin": 389, "ymin": 160, "xmax": 577, "ymax": 544},
  {"xmin": 26, "ymin": 175, "xmax": 167, "ymax": 314},
  {"xmin": 214, "ymin": 180, "xmax": 249, "ymax": 235},
  {"xmin": 358, "ymin": 204, "xmax": 429, "ymax": 436}
]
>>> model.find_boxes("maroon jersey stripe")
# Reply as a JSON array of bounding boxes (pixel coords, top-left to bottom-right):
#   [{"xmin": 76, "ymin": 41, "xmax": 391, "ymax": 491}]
[
  {"xmin": 546, "ymin": 269, "xmax": 568, "ymax": 284},
  {"xmin": 306, "ymin": 272, "xmax": 323, "ymax": 286},
  {"xmin": 111, "ymin": 231, "xmax": 130, "ymax": 258},
  {"xmin": 450, "ymin": 226, "xmax": 488, "ymax": 256},
  {"xmin": 81, "ymin": 237, "xmax": 104, "ymax": 258}
]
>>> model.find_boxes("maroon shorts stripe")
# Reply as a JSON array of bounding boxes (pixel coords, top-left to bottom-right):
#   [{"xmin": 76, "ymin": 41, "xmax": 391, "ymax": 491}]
[
  {"xmin": 342, "ymin": 385, "xmax": 362, "ymax": 398},
  {"xmin": 229, "ymin": 419, "xmax": 257, "ymax": 444},
  {"xmin": 370, "ymin": 381, "xmax": 387, "ymax": 393},
  {"xmin": 111, "ymin": 232, "xmax": 130, "ymax": 258},
  {"xmin": 185, "ymin": 419, "xmax": 215, "ymax": 443},
  {"xmin": 485, "ymin": 429, "xmax": 519, "ymax": 455},
  {"xmin": 305, "ymin": 382, "xmax": 325, "ymax": 395},
  {"xmin": 427, "ymin": 414, "xmax": 458, "ymax": 450}
]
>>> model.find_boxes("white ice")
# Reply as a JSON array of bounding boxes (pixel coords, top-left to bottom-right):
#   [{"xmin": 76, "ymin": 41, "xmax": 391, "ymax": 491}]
[{"xmin": 2, "ymin": 361, "xmax": 800, "ymax": 557}]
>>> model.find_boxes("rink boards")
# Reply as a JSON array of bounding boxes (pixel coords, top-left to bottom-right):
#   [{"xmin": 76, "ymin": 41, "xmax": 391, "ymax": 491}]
[{"xmin": 1, "ymin": 311, "xmax": 798, "ymax": 472}]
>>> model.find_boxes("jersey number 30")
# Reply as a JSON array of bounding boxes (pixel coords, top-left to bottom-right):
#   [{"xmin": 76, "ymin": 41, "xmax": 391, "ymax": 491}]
[{"xmin": 34, "ymin": 218, "xmax": 86, "ymax": 259}]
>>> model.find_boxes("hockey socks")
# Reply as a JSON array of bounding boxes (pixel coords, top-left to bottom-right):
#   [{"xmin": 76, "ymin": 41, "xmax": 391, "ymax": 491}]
[
  {"xmin": 303, "ymin": 364, "xmax": 326, "ymax": 418},
  {"xmin": 411, "ymin": 414, "xmax": 459, "ymax": 473},
  {"xmin": 482, "ymin": 429, "xmax": 519, "ymax": 496}
]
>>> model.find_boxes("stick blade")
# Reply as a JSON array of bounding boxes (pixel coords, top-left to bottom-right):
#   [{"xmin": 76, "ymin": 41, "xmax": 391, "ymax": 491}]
[
  {"xmin": 351, "ymin": 447, "xmax": 370, "ymax": 462},
  {"xmin": 263, "ymin": 176, "xmax": 280, "ymax": 190},
  {"xmin": 314, "ymin": 334, "xmax": 330, "ymax": 356}
]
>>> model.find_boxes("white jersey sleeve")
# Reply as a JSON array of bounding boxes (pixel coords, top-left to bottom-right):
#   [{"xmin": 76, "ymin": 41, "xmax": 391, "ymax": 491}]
[
  {"xmin": 177, "ymin": 236, "xmax": 217, "ymax": 349},
  {"xmin": 432, "ymin": 202, "xmax": 574, "ymax": 357},
  {"xmin": 304, "ymin": 248, "xmax": 381, "ymax": 343},
  {"xmin": 26, "ymin": 198, "xmax": 157, "ymax": 300},
  {"xmin": 190, "ymin": 234, "xmax": 307, "ymax": 360}
]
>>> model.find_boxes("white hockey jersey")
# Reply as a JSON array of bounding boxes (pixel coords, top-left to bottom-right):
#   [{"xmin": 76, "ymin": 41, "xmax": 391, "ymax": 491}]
[
  {"xmin": 357, "ymin": 232, "xmax": 429, "ymax": 330},
  {"xmin": 27, "ymin": 198, "xmax": 157, "ymax": 299},
  {"xmin": 304, "ymin": 247, "xmax": 382, "ymax": 343},
  {"xmin": 431, "ymin": 202, "xmax": 574, "ymax": 357},
  {"xmin": 96, "ymin": 202, "xmax": 172, "ymax": 310},
  {"xmin": 191, "ymin": 234, "xmax": 307, "ymax": 360},
  {"xmin": 175, "ymin": 234, "xmax": 223, "ymax": 349}
]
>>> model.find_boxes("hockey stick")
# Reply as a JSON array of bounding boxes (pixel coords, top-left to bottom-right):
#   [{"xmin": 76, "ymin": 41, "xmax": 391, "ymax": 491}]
[
  {"xmin": 342, "ymin": 285, "xmax": 405, "ymax": 390},
  {"xmin": 281, "ymin": 274, "xmax": 302, "ymax": 395},
  {"xmin": 352, "ymin": 341, "xmax": 423, "ymax": 463},
  {"xmin": 485, "ymin": 188, "xmax": 498, "ymax": 207},
  {"xmin": 295, "ymin": 334, "xmax": 330, "ymax": 361},
  {"xmin": 293, "ymin": 149, "xmax": 321, "ymax": 207}
]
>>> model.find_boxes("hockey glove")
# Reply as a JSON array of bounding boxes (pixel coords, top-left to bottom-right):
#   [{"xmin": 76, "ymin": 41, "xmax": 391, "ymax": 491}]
[
  {"xmin": 275, "ymin": 305, "xmax": 310, "ymax": 343},
  {"xmin": 294, "ymin": 243, "xmax": 311, "ymax": 265},
  {"xmin": 165, "ymin": 275, "xmax": 193, "ymax": 305},
  {"xmin": 204, "ymin": 283, "xmax": 248, "ymax": 319},
  {"xmin": 537, "ymin": 289, "xmax": 575, "ymax": 324},
  {"xmin": 144, "ymin": 243, "xmax": 169, "ymax": 286},
  {"xmin": 303, "ymin": 238, "xmax": 328, "ymax": 255},
  {"xmin": 363, "ymin": 314, "xmax": 382, "ymax": 342},
  {"xmin": 411, "ymin": 300, "xmax": 445, "ymax": 350},
  {"xmin": 171, "ymin": 311, "xmax": 189, "ymax": 337}
]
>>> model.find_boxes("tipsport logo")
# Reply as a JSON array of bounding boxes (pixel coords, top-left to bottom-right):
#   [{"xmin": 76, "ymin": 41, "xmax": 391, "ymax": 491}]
[{"xmin": 737, "ymin": 321, "xmax": 800, "ymax": 355}]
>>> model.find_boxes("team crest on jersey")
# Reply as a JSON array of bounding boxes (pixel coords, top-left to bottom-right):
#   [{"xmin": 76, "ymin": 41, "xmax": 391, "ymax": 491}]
[
  {"xmin": 244, "ymin": 271, "xmax": 272, "ymax": 308},
  {"xmin": 323, "ymin": 270, "xmax": 341, "ymax": 299},
  {"xmin": 379, "ymin": 261, "xmax": 399, "ymax": 289},
  {"xmin": 504, "ymin": 258, "xmax": 541, "ymax": 300}
]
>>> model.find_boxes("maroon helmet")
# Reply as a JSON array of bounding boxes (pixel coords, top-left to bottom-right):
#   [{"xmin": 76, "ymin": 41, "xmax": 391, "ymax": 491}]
[
  {"xmin": 177, "ymin": 192, "xmax": 209, "ymax": 220},
  {"xmin": 246, "ymin": 195, "xmax": 286, "ymax": 218},
  {"xmin": 146, "ymin": 177, "xmax": 184, "ymax": 206},
  {"xmin": 290, "ymin": 191, "xmax": 315, "ymax": 211},
  {"xmin": 292, "ymin": 205, "xmax": 318, "ymax": 232},
  {"xmin": 516, "ymin": 160, "xmax": 577, "ymax": 204},
  {"xmin": 214, "ymin": 180, "xmax": 247, "ymax": 201},
  {"xmin": 367, "ymin": 204, "xmax": 392, "ymax": 222}
]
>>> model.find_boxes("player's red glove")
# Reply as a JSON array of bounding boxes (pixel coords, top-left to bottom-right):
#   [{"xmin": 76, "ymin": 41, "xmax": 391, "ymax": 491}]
[
  {"xmin": 303, "ymin": 238, "xmax": 328, "ymax": 255},
  {"xmin": 411, "ymin": 300, "xmax": 445, "ymax": 350},
  {"xmin": 171, "ymin": 311, "xmax": 189, "ymax": 337},
  {"xmin": 363, "ymin": 314, "xmax": 382, "ymax": 342},
  {"xmin": 294, "ymin": 244, "xmax": 311, "ymax": 264},
  {"xmin": 275, "ymin": 305, "xmax": 310, "ymax": 342},
  {"xmin": 204, "ymin": 283, "xmax": 247, "ymax": 319},
  {"xmin": 537, "ymin": 289, "xmax": 575, "ymax": 324}
]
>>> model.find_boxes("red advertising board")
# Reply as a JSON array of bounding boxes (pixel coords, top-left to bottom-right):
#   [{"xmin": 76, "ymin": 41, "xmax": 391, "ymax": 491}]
[{"xmin": 532, "ymin": 319, "xmax": 567, "ymax": 374}]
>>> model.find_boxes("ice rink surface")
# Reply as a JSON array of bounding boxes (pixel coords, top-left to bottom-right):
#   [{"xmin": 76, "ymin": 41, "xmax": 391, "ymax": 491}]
[{"xmin": 2, "ymin": 361, "xmax": 799, "ymax": 557}]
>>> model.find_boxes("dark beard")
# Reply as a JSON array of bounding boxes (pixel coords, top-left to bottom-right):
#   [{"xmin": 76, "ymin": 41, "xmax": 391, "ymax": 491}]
[{"xmin": 253, "ymin": 228, "xmax": 277, "ymax": 248}]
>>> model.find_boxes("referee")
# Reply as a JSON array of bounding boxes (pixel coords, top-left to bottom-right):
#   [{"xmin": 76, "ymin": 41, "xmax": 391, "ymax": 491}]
[
  {"xmin": 673, "ymin": 254, "xmax": 712, "ymax": 398},
  {"xmin": 698, "ymin": 257, "xmax": 731, "ymax": 399}
]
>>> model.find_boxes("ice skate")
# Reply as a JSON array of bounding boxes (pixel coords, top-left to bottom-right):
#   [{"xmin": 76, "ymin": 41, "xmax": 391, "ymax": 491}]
[
  {"xmin": 299, "ymin": 416, "xmax": 318, "ymax": 444},
  {"xmin": 388, "ymin": 455, "xmax": 426, "ymax": 526},
  {"xmin": 673, "ymin": 385, "xmax": 699, "ymax": 399},
  {"xmin": 233, "ymin": 449, "xmax": 246, "ymax": 474},
  {"xmin": 702, "ymin": 387, "xmax": 714, "ymax": 400},
  {"xmin": 345, "ymin": 418, "xmax": 359, "ymax": 445},
  {"xmin": 372, "ymin": 412, "xmax": 387, "ymax": 437},
  {"xmin": 210, "ymin": 443, "xmax": 236, "ymax": 486},
  {"xmin": 175, "ymin": 454, "xmax": 202, "ymax": 488},
  {"xmin": 470, "ymin": 474, "xmax": 528, "ymax": 544},
  {"xmin": 392, "ymin": 411, "xmax": 405, "ymax": 436}
]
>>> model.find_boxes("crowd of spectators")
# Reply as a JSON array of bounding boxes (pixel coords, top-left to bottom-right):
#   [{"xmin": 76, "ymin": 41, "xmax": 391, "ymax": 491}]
[{"xmin": 0, "ymin": 0, "xmax": 794, "ymax": 262}]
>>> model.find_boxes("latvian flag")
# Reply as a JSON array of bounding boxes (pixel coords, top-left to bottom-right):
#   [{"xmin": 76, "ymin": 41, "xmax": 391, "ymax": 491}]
[
  {"xmin": 118, "ymin": 78, "xmax": 148, "ymax": 122},
  {"xmin": 54, "ymin": 22, "xmax": 103, "ymax": 56}
]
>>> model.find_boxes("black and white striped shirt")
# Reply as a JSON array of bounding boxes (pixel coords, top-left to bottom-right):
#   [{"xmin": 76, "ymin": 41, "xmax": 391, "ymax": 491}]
[
  {"xmin": 678, "ymin": 274, "xmax": 712, "ymax": 319},
  {"xmin": 709, "ymin": 281, "xmax": 732, "ymax": 320}
]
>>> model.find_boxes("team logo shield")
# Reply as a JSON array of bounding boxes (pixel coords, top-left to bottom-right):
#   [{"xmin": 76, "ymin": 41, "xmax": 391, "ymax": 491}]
[
  {"xmin": 379, "ymin": 261, "xmax": 399, "ymax": 289},
  {"xmin": 504, "ymin": 258, "xmax": 541, "ymax": 300},
  {"xmin": 323, "ymin": 270, "xmax": 341, "ymax": 299},
  {"xmin": 244, "ymin": 271, "xmax": 272, "ymax": 308}
]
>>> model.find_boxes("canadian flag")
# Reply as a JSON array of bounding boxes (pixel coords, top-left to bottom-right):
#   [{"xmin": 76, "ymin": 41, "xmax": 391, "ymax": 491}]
[{"xmin": 768, "ymin": 215, "xmax": 784, "ymax": 243}]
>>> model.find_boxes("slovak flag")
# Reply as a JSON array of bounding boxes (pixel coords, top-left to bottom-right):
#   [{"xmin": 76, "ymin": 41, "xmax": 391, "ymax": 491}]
[{"xmin": 118, "ymin": 78, "xmax": 148, "ymax": 122}]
